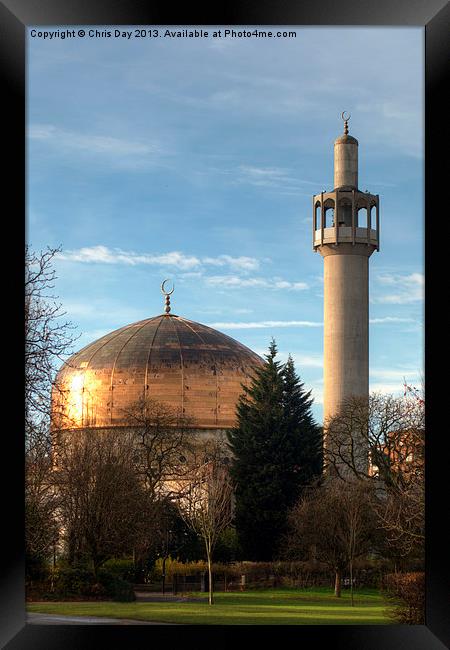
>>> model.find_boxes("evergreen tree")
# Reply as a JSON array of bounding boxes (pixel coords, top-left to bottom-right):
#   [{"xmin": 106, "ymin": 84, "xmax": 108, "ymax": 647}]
[
  {"xmin": 227, "ymin": 340, "xmax": 322, "ymax": 560},
  {"xmin": 283, "ymin": 354, "xmax": 323, "ymax": 487}
]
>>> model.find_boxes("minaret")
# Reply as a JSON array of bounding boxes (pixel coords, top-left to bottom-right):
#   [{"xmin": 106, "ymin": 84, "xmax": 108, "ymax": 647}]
[{"xmin": 312, "ymin": 113, "xmax": 380, "ymax": 470}]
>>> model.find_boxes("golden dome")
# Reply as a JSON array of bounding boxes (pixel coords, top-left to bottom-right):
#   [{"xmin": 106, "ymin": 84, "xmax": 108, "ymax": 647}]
[{"xmin": 53, "ymin": 313, "xmax": 263, "ymax": 430}]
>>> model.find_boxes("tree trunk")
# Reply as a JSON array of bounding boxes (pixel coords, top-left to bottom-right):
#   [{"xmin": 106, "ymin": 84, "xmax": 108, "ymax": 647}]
[
  {"xmin": 162, "ymin": 556, "xmax": 166, "ymax": 595},
  {"xmin": 207, "ymin": 551, "xmax": 213, "ymax": 605},
  {"xmin": 350, "ymin": 560, "xmax": 354, "ymax": 607},
  {"xmin": 67, "ymin": 530, "xmax": 76, "ymax": 566},
  {"xmin": 334, "ymin": 570, "xmax": 342, "ymax": 597},
  {"xmin": 208, "ymin": 560, "xmax": 213, "ymax": 605}
]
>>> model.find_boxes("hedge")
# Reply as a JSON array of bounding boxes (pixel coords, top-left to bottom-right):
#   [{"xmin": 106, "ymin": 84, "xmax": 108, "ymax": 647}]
[{"xmin": 26, "ymin": 566, "xmax": 135, "ymax": 602}]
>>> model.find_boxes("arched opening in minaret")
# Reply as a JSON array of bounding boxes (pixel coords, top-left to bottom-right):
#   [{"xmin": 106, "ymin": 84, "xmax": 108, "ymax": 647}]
[
  {"xmin": 338, "ymin": 198, "xmax": 352, "ymax": 227},
  {"xmin": 357, "ymin": 206, "xmax": 368, "ymax": 228},
  {"xmin": 314, "ymin": 201, "xmax": 321, "ymax": 230},
  {"xmin": 324, "ymin": 199, "xmax": 335, "ymax": 227}
]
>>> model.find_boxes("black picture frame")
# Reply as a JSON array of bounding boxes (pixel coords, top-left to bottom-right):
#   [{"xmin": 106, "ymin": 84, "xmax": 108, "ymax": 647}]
[{"xmin": 2, "ymin": 1, "xmax": 449, "ymax": 647}]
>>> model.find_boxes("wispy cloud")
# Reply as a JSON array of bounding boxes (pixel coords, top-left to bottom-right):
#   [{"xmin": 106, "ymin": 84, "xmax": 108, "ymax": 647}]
[
  {"xmin": 205, "ymin": 275, "xmax": 308, "ymax": 291},
  {"xmin": 202, "ymin": 255, "xmax": 259, "ymax": 271},
  {"xmin": 369, "ymin": 368, "xmax": 421, "ymax": 381},
  {"xmin": 58, "ymin": 247, "xmax": 200, "ymax": 270},
  {"xmin": 62, "ymin": 300, "xmax": 146, "ymax": 324},
  {"xmin": 374, "ymin": 272, "xmax": 424, "ymax": 304},
  {"xmin": 57, "ymin": 248, "xmax": 310, "ymax": 294},
  {"xmin": 207, "ymin": 320, "xmax": 321, "ymax": 330},
  {"xmin": 233, "ymin": 165, "xmax": 317, "ymax": 195},
  {"xmin": 238, "ymin": 165, "xmax": 297, "ymax": 186},
  {"xmin": 369, "ymin": 382, "xmax": 411, "ymax": 396},
  {"xmin": 356, "ymin": 100, "xmax": 423, "ymax": 159},
  {"xmin": 28, "ymin": 124, "xmax": 164, "ymax": 169},
  {"xmin": 369, "ymin": 365, "xmax": 422, "ymax": 395},
  {"xmin": 57, "ymin": 246, "xmax": 260, "ymax": 272},
  {"xmin": 369, "ymin": 316, "xmax": 417, "ymax": 324},
  {"xmin": 292, "ymin": 354, "xmax": 323, "ymax": 368}
]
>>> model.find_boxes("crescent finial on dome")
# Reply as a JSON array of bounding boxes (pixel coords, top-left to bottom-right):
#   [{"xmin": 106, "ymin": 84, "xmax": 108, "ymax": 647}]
[{"xmin": 161, "ymin": 279, "xmax": 174, "ymax": 314}]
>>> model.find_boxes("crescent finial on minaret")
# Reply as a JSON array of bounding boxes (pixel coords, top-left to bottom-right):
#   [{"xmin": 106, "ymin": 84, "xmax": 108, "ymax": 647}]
[
  {"xmin": 341, "ymin": 111, "xmax": 351, "ymax": 135},
  {"xmin": 161, "ymin": 279, "xmax": 174, "ymax": 314}
]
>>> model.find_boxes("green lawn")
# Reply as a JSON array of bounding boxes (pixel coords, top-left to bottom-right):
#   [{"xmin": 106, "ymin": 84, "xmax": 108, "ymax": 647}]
[{"xmin": 27, "ymin": 588, "xmax": 393, "ymax": 625}]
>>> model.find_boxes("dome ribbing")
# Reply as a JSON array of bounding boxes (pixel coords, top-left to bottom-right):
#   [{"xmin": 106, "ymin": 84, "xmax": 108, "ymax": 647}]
[{"xmin": 53, "ymin": 313, "xmax": 263, "ymax": 430}]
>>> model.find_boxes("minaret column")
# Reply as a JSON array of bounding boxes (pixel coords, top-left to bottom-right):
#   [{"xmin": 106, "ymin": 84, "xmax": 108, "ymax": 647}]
[
  {"xmin": 321, "ymin": 244, "xmax": 370, "ymax": 426},
  {"xmin": 312, "ymin": 114, "xmax": 380, "ymax": 475}
]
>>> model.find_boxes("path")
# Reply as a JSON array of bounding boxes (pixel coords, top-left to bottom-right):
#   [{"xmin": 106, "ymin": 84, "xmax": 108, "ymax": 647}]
[{"xmin": 27, "ymin": 612, "xmax": 177, "ymax": 625}]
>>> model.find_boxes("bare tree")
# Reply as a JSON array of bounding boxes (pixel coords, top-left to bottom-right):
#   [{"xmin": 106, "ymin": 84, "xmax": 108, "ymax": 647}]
[
  {"xmin": 53, "ymin": 430, "xmax": 147, "ymax": 578},
  {"xmin": 25, "ymin": 245, "xmax": 78, "ymax": 451},
  {"xmin": 25, "ymin": 246, "xmax": 79, "ymax": 577},
  {"xmin": 342, "ymin": 482, "xmax": 378, "ymax": 606},
  {"xmin": 174, "ymin": 440, "xmax": 233, "ymax": 605},
  {"xmin": 50, "ymin": 397, "xmax": 197, "ymax": 580},
  {"xmin": 323, "ymin": 389, "xmax": 424, "ymax": 561},
  {"xmin": 25, "ymin": 422, "xmax": 59, "ymax": 581},
  {"xmin": 119, "ymin": 396, "xmax": 195, "ymax": 500},
  {"xmin": 284, "ymin": 479, "xmax": 377, "ymax": 599}
]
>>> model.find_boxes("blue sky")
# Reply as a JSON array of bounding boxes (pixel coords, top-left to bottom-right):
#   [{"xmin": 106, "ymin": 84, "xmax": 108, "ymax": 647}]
[{"xmin": 27, "ymin": 26, "xmax": 424, "ymax": 423}]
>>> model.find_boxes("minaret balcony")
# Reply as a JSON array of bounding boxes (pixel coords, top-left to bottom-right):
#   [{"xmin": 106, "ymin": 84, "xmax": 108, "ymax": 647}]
[
  {"xmin": 313, "ymin": 226, "xmax": 378, "ymax": 248},
  {"xmin": 312, "ymin": 188, "xmax": 380, "ymax": 251}
]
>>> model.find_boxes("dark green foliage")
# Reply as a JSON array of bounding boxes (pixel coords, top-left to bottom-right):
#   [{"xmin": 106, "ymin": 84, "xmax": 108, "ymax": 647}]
[
  {"xmin": 383, "ymin": 572, "xmax": 425, "ymax": 624},
  {"xmin": 98, "ymin": 570, "xmax": 136, "ymax": 602},
  {"xmin": 282, "ymin": 356, "xmax": 323, "ymax": 485},
  {"xmin": 102, "ymin": 558, "xmax": 136, "ymax": 582},
  {"xmin": 154, "ymin": 499, "xmax": 204, "ymax": 562},
  {"xmin": 53, "ymin": 566, "xmax": 96, "ymax": 598},
  {"xmin": 227, "ymin": 340, "xmax": 323, "ymax": 560},
  {"xmin": 37, "ymin": 566, "xmax": 136, "ymax": 602},
  {"xmin": 214, "ymin": 527, "xmax": 242, "ymax": 562}
]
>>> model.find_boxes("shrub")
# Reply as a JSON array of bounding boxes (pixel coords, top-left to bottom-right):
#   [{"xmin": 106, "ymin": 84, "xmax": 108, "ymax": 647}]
[
  {"xmin": 383, "ymin": 572, "xmax": 425, "ymax": 624},
  {"xmin": 102, "ymin": 558, "xmax": 136, "ymax": 582},
  {"xmin": 145, "ymin": 558, "xmax": 394, "ymax": 592},
  {"xmin": 33, "ymin": 565, "xmax": 135, "ymax": 602},
  {"xmin": 53, "ymin": 566, "xmax": 100, "ymax": 598},
  {"xmin": 153, "ymin": 557, "xmax": 208, "ymax": 579},
  {"xmin": 98, "ymin": 570, "xmax": 136, "ymax": 602}
]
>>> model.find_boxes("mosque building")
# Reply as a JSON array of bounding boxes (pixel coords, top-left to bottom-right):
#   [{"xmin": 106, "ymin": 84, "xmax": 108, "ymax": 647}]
[
  {"xmin": 52, "ymin": 115, "xmax": 379, "ymax": 470},
  {"xmin": 51, "ymin": 281, "xmax": 263, "ymax": 439}
]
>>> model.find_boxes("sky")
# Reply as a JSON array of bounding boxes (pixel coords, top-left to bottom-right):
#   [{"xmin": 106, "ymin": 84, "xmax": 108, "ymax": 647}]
[{"xmin": 27, "ymin": 26, "xmax": 424, "ymax": 423}]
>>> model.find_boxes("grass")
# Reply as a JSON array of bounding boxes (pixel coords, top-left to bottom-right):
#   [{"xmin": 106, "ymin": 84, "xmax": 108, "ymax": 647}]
[{"xmin": 27, "ymin": 587, "xmax": 393, "ymax": 625}]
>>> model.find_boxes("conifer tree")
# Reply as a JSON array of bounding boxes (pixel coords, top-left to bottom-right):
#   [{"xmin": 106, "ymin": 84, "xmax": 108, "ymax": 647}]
[
  {"xmin": 227, "ymin": 340, "xmax": 322, "ymax": 560},
  {"xmin": 283, "ymin": 354, "xmax": 323, "ymax": 487}
]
